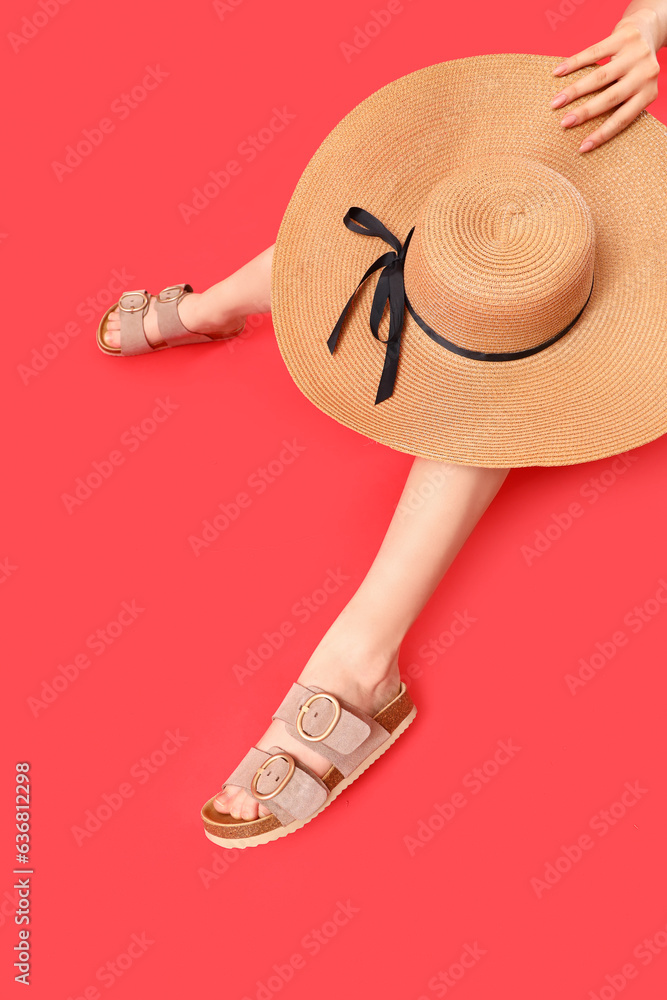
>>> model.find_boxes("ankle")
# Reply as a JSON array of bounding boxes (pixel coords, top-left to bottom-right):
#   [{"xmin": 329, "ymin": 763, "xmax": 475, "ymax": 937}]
[
  {"xmin": 194, "ymin": 285, "xmax": 241, "ymax": 329},
  {"xmin": 297, "ymin": 647, "xmax": 401, "ymax": 720},
  {"xmin": 301, "ymin": 625, "xmax": 401, "ymax": 690},
  {"xmin": 331, "ymin": 603, "xmax": 403, "ymax": 675}
]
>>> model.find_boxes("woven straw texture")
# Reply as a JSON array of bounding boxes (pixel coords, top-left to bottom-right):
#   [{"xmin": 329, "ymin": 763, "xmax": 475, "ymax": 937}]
[{"xmin": 270, "ymin": 53, "xmax": 667, "ymax": 468}]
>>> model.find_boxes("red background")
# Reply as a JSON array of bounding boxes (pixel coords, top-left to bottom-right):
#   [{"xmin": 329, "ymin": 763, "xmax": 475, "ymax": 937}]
[{"xmin": 2, "ymin": 0, "xmax": 667, "ymax": 997}]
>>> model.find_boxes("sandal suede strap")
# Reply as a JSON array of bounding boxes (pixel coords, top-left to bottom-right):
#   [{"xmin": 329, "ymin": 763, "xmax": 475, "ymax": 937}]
[
  {"xmin": 118, "ymin": 291, "xmax": 154, "ymax": 355},
  {"xmin": 154, "ymin": 283, "xmax": 216, "ymax": 347},
  {"xmin": 271, "ymin": 683, "xmax": 391, "ymax": 777},
  {"xmin": 224, "ymin": 745, "xmax": 329, "ymax": 827}
]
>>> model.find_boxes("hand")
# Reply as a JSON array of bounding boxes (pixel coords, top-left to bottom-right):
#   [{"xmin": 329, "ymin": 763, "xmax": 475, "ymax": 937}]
[{"xmin": 550, "ymin": 8, "xmax": 661, "ymax": 153}]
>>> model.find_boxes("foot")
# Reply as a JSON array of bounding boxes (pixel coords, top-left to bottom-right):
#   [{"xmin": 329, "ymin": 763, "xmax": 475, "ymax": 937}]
[
  {"xmin": 102, "ymin": 288, "xmax": 247, "ymax": 351},
  {"xmin": 213, "ymin": 644, "xmax": 402, "ymax": 821}
]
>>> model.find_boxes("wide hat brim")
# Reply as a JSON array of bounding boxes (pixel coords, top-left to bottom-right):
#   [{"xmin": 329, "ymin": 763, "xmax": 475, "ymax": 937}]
[{"xmin": 270, "ymin": 53, "xmax": 667, "ymax": 468}]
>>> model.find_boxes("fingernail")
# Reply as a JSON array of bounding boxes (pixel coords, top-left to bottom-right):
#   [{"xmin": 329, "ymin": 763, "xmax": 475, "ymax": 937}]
[
  {"xmin": 579, "ymin": 140, "xmax": 594, "ymax": 153},
  {"xmin": 551, "ymin": 93, "xmax": 567, "ymax": 108},
  {"xmin": 561, "ymin": 114, "xmax": 578, "ymax": 127},
  {"xmin": 553, "ymin": 62, "xmax": 568, "ymax": 75}
]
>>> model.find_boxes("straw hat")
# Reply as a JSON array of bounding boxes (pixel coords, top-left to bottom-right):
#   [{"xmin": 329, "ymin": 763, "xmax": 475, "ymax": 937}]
[{"xmin": 270, "ymin": 53, "xmax": 667, "ymax": 468}]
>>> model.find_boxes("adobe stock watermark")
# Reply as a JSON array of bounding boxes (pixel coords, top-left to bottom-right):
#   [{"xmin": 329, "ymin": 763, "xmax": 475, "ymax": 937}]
[
  {"xmin": 233, "ymin": 568, "xmax": 351, "ymax": 684},
  {"xmin": 70, "ymin": 730, "xmax": 188, "ymax": 846},
  {"xmin": 222, "ymin": 310, "xmax": 271, "ymax": 355},
  {"xmin": 340, "ymin": 0, "xmax": 420, "ymax": 63},
  {"xmin": 396, "ymin": 464, "xmax": 458, "ymax": 521},
  {"xmin": 400, "ymin": 609, "xmax": 478, "ymax": 691},
  {"xmin": 565, "ymin": 577, "xmax": 667, "ymax": 694},
  {"xmin": 213, "ymin": 0, "xmax": 249, "ymax": 20},
  {"xmin": 546, "ymin": 0, "xmax": 589, "ymax": 32},
  {"xmin": 521, "ymin": 451, "xmax": 639, "ymax": 566},
  {"xmin": 26, "ymin": 600, "xmax": 145, "ymax": 717},
  {"xmin": 0, "ymin": 886, "xmax": 22, "ymax": 931},
  {"xmin": 52, "ymin": 66, "xmax": 169, "ymax": 181},
  {"xmin": 529, "ymin": 780, "xmax": 648, "ymax": 899},
  {"xmin": 188, "ymin": 439, "xmax": 306, "ymax": 555},
  {"xmin": 61, "ymin": 397, "xmax": 179, "ymax": 514},
  {"xmin": 404, "ymin": 739, "xmax": 521, "ymax": 856},
  {"xmin": 65, "ymin": 932, "xmax": 155, "ymax": 998},
  {"xmin": 198, "ymin": 847, "xmax": 243, "ymax": 888},
  {"xmin": 17, "ymin": 268, "xmax": 135, "ymax": 385},
  {"xmin": 240, "ymin": 900, "xmax": 359, "ymax": 1000},
  {"xmin": 587, "ymin": 917, "xmax": 667, "ymax": 1000},
  {"xmin": 0, "ymin": 558, "xmax": 18, "ymax": 584},
  {"xmin": 8, "ymin": 0, "xmax": 72, "ymax": 54},
  {"xmin": 417, "ymin": 942, "xmax": 487, "ymax": 999},
  {"xmin": 178, "ymin": 107, "xmax": 296, "ymax": 224}
]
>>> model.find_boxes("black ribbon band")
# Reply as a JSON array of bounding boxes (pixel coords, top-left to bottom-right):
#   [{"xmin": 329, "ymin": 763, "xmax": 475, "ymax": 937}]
[{"xmin": 327, "ymin": 206, "xmax": 595, "ymax": 404}]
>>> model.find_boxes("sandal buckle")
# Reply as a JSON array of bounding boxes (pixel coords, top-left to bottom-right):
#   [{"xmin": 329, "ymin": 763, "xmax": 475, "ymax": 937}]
[
  {"xmin": 118, "ymin": 290, "xmax": 149, "ymax": 314},
  {"xmin": 250, "ymin": 752, "xmax": 296, "ymax": 800},
  {"xmin": 157, "ymin": 285, "xmax": 186, "ymax": 304},
  {"xmin": 296, "ymin": 693, "xmax": 342, "ymax": 743}
]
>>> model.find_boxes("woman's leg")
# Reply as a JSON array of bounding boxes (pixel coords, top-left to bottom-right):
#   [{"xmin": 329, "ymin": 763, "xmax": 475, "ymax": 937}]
[
  {"xmin": 216, "ymin": 457, "xmax": 511, "ymax": 820},
  {"xmin": 103, "ymin": 245, "xmax": 275, "ymax": 348}
]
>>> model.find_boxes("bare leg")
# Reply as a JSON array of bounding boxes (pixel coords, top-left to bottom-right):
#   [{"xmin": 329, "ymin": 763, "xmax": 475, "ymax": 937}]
[
  {"xmin": 216, "ymin": 458, "xmax": 510, "ymax": 820},
  {"xmin": 103, "ymin": 245, "xmax": 275, "ymax": 349}
]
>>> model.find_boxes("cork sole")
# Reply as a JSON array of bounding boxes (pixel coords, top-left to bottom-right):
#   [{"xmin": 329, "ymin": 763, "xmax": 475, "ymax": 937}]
[
  {"xmin": 96, "ymin": 300, "xmax": 245, "ymax": 356},
  {"xmin": 203, "ymin": 702, "xmax": 417, "ymax": 849}
]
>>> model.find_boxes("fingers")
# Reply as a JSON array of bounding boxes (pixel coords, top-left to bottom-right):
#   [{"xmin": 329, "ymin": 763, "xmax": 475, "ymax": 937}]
[
  {"xmin": 551, "ymin": 55, "xmax": 633, "ymax": 108},
  {"xmin": 559, "ymin": 67, "xmax": 646, "ymax": 125},
  {"xmin": 575, "ymin": 89, "xmax": 656, "ymax": 153},
  {"xmin": 550, "ymin": 15, "xmax": 661, "ymax": 154},
  {"xmin": 553, "ymin": 34, "xmax": 619, "ymax": 76},
  {"xmin": 555, "ymin": 59, "xmax": 658, "ymax": 152}
]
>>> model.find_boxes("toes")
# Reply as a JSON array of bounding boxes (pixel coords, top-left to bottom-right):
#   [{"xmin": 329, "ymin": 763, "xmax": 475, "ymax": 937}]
[
  {"xmin": 214, "ymin": 784, "xmax": 272, "ymax": 821},
  {"xmin": 228, "ymin": 787, "xmax": 253, "ymax": 821},
  {"xmin": 240, "ymin": 794, "xmax": 260, "ymax": 822},
  {"xmin": 102, "ymin": 309, "xmax": 120, "ymax": 348},
  {"xmin": 213, "ymin": 787, "xmax": 231, "ymax": 813}
]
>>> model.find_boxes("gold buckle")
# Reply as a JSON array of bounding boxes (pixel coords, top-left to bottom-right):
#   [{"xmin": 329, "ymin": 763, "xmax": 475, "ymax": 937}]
[
  {"xmin": 250, "ymin": 752, "xmax": 296, "ymax": 800},
  {"xmin": 295, "ymin": 693, "xmax": 341, "ymax": 742},
  {"xmin": 118, "ymin": 290, "xmax": 149, "ymax": 313},
  {"xmin": 157, "ymin": 285, "xmax": 184, "ymax": 304}
]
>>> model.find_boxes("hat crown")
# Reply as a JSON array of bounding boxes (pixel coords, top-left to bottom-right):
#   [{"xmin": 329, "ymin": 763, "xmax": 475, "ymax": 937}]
[{"xmin": 404, "ymin": 155, "xmax": 595, "ymax": 353}]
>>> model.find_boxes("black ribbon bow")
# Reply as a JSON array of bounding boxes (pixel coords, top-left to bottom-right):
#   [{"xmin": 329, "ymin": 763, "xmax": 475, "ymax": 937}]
[
  {"xmin": 326, "ymin": 207, "xmax": 415, "ymax": 405},
  {"xmin": 327, "ymin": 206, "xmax": 595, "ymax": 406}
]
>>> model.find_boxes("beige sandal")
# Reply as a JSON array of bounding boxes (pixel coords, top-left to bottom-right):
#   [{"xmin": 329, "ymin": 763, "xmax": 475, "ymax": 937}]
[
  {"xmin": 96, "ymin": 283, "xmax": 245, "ymax": 356},
  {"xmin": 200, "ymin": 680, "xmax": 417, "ymax": 849}
]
